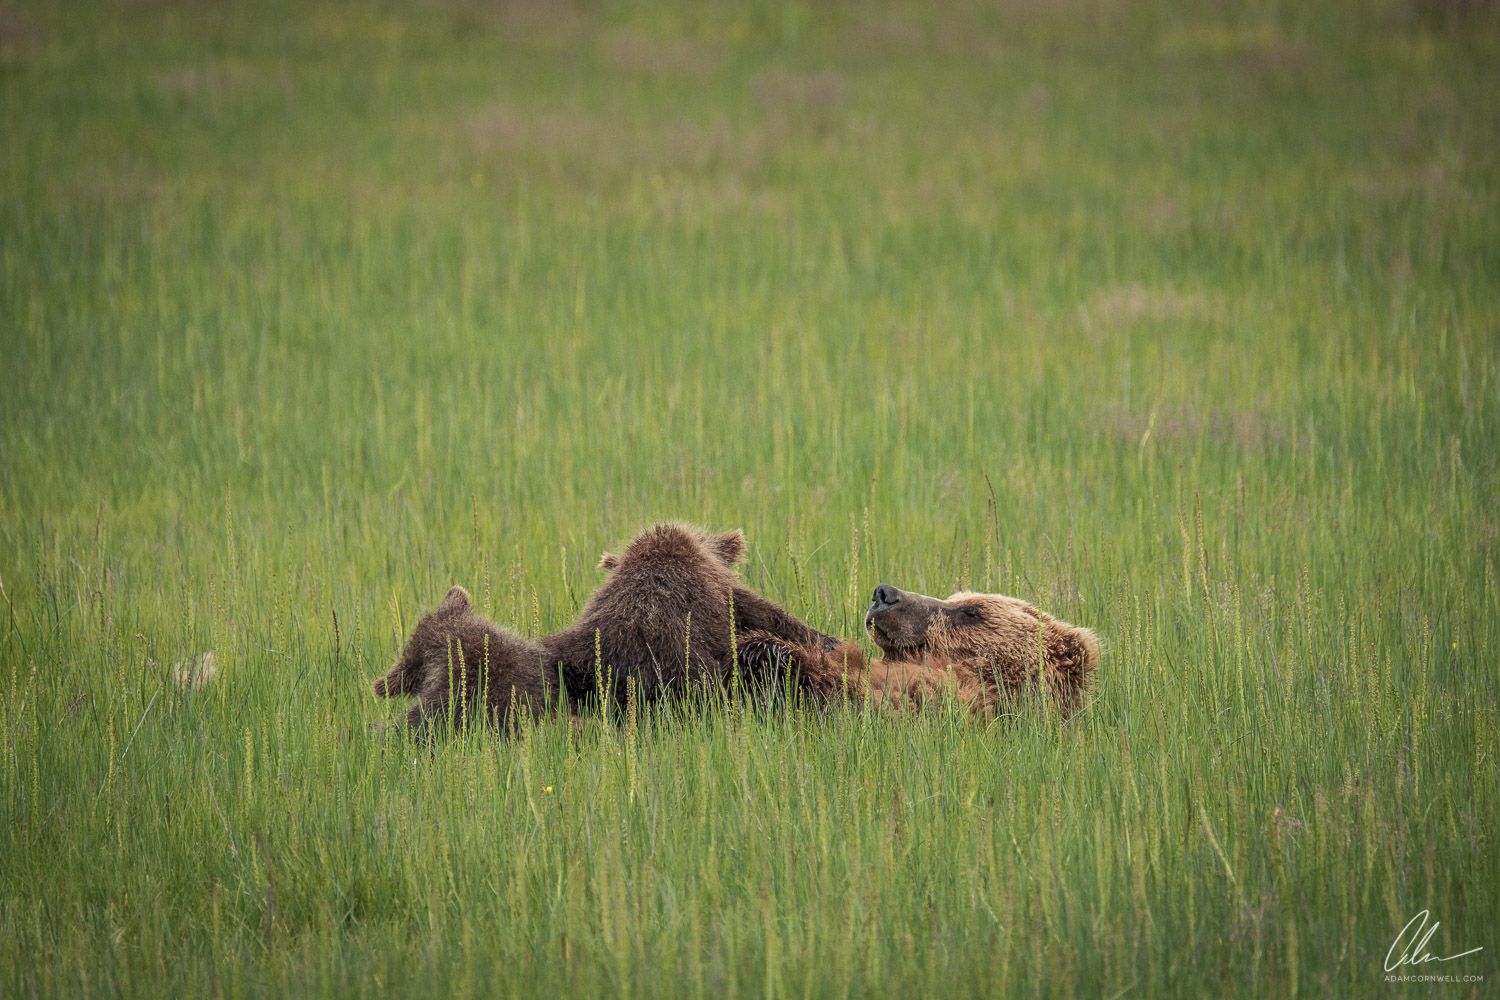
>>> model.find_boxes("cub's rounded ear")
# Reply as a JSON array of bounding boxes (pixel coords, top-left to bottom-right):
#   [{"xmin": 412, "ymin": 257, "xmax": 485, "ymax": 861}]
[
  {"xmin": 442, "ymin": 585, "xmax": 472, "ymax": 609},
  {"xmin": 708, "ymin": 529, "xmax": 747, "ymax": 566},
  {"xmin": 598, "ymin": 551, "xmax": 620, "ymax": 572}
]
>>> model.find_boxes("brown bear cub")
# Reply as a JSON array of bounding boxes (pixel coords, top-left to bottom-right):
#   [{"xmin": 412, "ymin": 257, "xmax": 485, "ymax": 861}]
[
  {"xmin": 552, "ymin": 523, "xmax": 838, "ymax": 706},
  {"xmin": 741, "ymin": 584, "xmax": 1099, "ymax": 718},
  {"xmin": 373, "ymin": 523, "xmax": 837, "ymax": 733},
  {"xmin": 372, "ymin": 584, "xmax": 552, "ymax": 733}
]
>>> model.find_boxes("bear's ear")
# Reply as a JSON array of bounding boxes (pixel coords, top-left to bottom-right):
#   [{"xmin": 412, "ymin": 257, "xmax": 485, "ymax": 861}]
[
  {"xmin": 442, "ymin": 585, "xmax": 472, "ymax": 610},
  {"xmin": 598, "ymin": 551, "xmax": 620, "ymax": 572},
  {"xmin": 707, "ymin": 529, "xmax": 747, "ymax": 566}
]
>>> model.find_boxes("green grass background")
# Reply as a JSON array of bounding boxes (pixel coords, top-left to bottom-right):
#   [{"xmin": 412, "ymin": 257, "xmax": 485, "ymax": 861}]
[{"xmin": 2, "ymin": 0, "xmax": 1497, "ymax": 995}]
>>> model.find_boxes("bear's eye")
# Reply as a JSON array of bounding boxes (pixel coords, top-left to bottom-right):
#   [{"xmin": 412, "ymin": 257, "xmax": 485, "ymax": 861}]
[{"xmin": 960, "ymin": 607, "xmax": 981, "ymax": 621}]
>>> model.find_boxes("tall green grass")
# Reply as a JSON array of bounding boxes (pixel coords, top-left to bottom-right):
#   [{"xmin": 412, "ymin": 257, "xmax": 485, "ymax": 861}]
[{"xmin": 1, "ymin": 0, "xmax": 1497, "ymax": 995}]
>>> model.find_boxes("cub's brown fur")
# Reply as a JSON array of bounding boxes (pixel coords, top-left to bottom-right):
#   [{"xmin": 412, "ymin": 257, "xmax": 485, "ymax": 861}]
[
  {"xmin": 545, "ymin": 522, "xmax": 836, "ymax": 705},
  {"xmin": 373, "ymin": 523, "xmax": 836, "ymax": 731},
  {"xmin": 742, "ymin": 586, "xmax": 1099, "ymax": 718},
  {"xmin": 373, "ymin": 585, "xmax": 554, "ymax": 733}
]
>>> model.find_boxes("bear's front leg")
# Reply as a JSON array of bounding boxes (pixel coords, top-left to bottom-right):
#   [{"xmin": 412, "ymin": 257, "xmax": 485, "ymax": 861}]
[
  {"xmin": 730, "ymin": 583, "xmax": 839, "ymax": 654},
  {"xmin": 735, "ymin": 631, "xmax": 865, "ymax": 705}
]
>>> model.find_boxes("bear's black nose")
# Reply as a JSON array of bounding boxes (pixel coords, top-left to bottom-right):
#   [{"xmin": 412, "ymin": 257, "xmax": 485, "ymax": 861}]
[{"xmin": 871, "ymin": 584, "xmax": 900, "ymax": 609}]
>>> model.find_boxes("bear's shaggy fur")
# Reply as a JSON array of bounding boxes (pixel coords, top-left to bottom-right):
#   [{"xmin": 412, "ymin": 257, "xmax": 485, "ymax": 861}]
[
  {"xmin": 373, "ymin": 584, "xmax": 554, "ymax": 732},
  {"xmin": 741, "ymin": 586, "xmax": 1099, "ymax": 718},
  {"xmin": 546, "ymin": 522, "xmax": 837, "ymax": 705},
  {"xmin": 373, "ymin": 523, "xmax": 837, "ymax": 731}
]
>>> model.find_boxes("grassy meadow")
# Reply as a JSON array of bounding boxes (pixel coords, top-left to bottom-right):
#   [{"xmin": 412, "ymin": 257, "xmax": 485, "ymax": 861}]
[{"xmin": 2, "ymin": 0, "xmax": 1498, "ymax": 995}]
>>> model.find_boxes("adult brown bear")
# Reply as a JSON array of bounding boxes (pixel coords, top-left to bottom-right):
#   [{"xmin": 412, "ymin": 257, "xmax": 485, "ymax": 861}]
[
  {"xmin": 372, "ymin": 523, "xmax": 837, "ymax": 732},
  {"xmin": 741, "ymin": 584, "xmax": 1099, "ymax": 718}
]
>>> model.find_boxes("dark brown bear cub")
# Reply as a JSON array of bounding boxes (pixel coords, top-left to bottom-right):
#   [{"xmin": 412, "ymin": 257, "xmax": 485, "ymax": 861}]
[
  {"xmin": 373, "ymin": 585, "xmax": 553, "ymax": 733},
  {"xmin": 373, "ymin": 523, "xmax": 837, "ymax": 732},
  {"xmin": 548, "ymin": 522, "xmax": 837, "ymax": 706}
]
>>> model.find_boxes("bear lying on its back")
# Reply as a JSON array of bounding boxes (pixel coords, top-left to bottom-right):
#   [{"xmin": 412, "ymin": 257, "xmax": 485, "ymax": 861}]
[
  {"xmin": 373, "ymin": 523, "xmax": 838, "ymax": 733},
  {"xmin": 741, "ymin": 584, "xmax": 1099, "ymax": 718}
]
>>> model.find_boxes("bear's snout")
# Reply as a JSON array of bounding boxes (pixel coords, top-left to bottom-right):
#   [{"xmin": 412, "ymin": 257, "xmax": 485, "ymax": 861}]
[
  {"xmin": 870, "ymin": 584, "xmax": 901, "ymax": 613},
  {"xmin": 867, "ymin": 584, "xmax": 902, "ymax": 631}
]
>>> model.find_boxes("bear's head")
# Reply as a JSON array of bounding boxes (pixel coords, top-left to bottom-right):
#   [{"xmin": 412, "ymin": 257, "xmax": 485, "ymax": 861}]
[
  {"xmin": 597, "ymin": 525, "xmax": 746, "ymax": 574},
  {"xmin": 864, "ymin": 584, "xmax": 1050, "ymax": 662},
  {"xmin": 403, "ymin": 584, "xmax": 478, "ymax": 644},
  {"xmin": 372, "ymin": 584, "xmax": 480, "ymax": 698}
]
